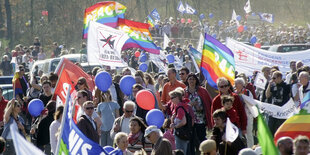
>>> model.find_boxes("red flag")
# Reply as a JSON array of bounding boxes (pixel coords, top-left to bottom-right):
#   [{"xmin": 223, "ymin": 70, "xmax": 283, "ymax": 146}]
[{"xmin": 56, "ymin": 58, "xmax": 95, "ymax": 91}]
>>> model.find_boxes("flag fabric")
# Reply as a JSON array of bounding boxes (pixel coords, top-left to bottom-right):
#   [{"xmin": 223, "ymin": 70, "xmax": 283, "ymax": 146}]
[
  {"xmin": 177, "ymin": 1, "xmax": 186, "ymax": 14},
  {"xmin": 257, "ymin": 108, "xmax": 279, "ymax": 155},
  {"xmin": 57, "ymin": 88, "xmax": 107, "ymax": 155},
  {"xmin": 118, "ymin": 18, "xmax": 160, "ymax": 54},
  {"xmin": 231, "ymin": 9, "xmax": 240, "ymax": 26},
  {"xmin": 87, "ymin": 21, "xmax": 129, "ymax": 67},
  {"xmin": 53, "ymin": 68, "xmax": 75, "ymax": 106},
  {"xmin": 185, "ymin": 3, "xmax": 197, "ymax": 15},
  {"xmin": 163, "ymin": 33, "xmax": 171, "ymax": 50},
  {"xmin": 254, "ymin": 72, "xmax": 267, "ymax": 90},
  {"xmin": 150, "ymin": 8, "xmax": 161, "ymax": 21},
  {"xmin": 274, "ymin": 91, "xmax": 310, "ymax": 143},
  {"xmin": 147, "ymin": 15, "xmax": 155, "ymax": 28},
  {"xmin": 225, "ymin": 118, "xmax": 239, "ymax": 142},
  {"xmin": 200, "ymin": 33, "xmax": 235, "ymax": 89},
  {"xmin": 188, "ymin": 47, "xmax": 201, "ymax": 73},
  {"xmin": 12, "ymin": 72, "xmax": 28, "ymax": 97},
  {"xmin": 10, "ymin": 125, "xmax": 45, "ymax": 155},
  {"xmin": 244, "ymin": 0, "xmax": 252, "ymax": 14},
  {"xmin": 197, "ymin": 33, "xmax": 204, "ymax": 52},
  {"xmin": 149, "ymin": 51, "xmax": 168, "ymax": 73},
  {"xmin": 82, "ymin": 1, "xmax": 127, "ymax": 39},
  {"xmin": 258, "ymin": 13, "xmax": 274, "ymax": 23}
]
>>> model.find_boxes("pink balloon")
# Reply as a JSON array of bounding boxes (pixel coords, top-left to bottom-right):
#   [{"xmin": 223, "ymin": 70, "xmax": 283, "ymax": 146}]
[
  {"xmin": 254, "ymin": 43, "xmax": 261, "ymax": 48},
  {"xmin": 136, "ymin": 90, "xmax": 155, "ymax": 110},
  {"xmin": 135, "ymin": 51, "xmax": 140, "ymax": 58},
  {"xmin": 187, "ymin": 18, "xmax": 192, "ymax": 23},
  {"xmin": 181, "ymin": 18, "xmax": 185, "ymax": 23},
  {"xmin": 237, "ymin": 25, "xmax": 244, "ymax": 33}
]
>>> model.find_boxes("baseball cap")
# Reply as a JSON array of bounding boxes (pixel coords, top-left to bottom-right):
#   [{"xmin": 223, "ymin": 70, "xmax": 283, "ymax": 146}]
[{"xmin": 144, "ymin": 125, "xmax": 158, "ymax": 137}]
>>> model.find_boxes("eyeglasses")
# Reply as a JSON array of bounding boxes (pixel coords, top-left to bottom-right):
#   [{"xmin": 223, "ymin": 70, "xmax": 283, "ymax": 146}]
[
  {"xmin": 125, "ymin": 110, "xmax": 134, "ymax": 113},
  {"xmin": 272, "ymin": 77, "xmax": 276, "ymax": 80},
  {"xmin": 219, "ymin": 85, "xmax": 229, "ymax": 88},
  {"xmin": 85, "ymin": 107, "xmax": 94, "ymax": 110},
  {"xmin": 19, "ymin": 69, "xmax": 25, "ymax": 72},
  {"xmin": 179, "ymin": 73, "xmax": 185, "ymax": 75},
  {"xmin": 77, "ymin": 96, "xmax": 83, "ymax": 99}
]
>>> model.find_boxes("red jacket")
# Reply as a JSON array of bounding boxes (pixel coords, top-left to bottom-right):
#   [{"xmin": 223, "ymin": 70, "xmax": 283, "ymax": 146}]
[
  {"xmin": 184, "ymin": 86, "xmax": 213, "ymax": 129},
  {"xmin": 223, "ymin": 108, "xmax": 240, "ymax": 128},
  {"xmin": 0, "ymin": 96, "xmax": 8, "ymax": 122},
  {"xmin": 211, "ymin": 92, "xmax": 247, "ymax": 130}
]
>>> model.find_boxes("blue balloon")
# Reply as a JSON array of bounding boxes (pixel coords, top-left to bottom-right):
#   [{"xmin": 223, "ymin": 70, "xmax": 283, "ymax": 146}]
[
  {"xmin": 139, "ymin": 63, "xmax": 148, "ymax": 72},
  {"xmin": 166, "ymin": 54, "xmax": 175, "ymax": 63},
  {"xmin": 251, "ymin": 12, "xmax": 256, "ymax": 16},
  {"xmin": 212, "ymin": 33, "xmax": 217, "ymax": 39},
  {"xmin": 236, "ymin": 15, "xmax": 242, "ymax": 21},
  {"xmin": 146, "ymin": 109, "xmax": 165, "ymax": 129},
  {"xmin": 209, "ymin": 13, "xmax": 214, "ymax": 18},
  {"xmin": 28, "ymin": 99, "xmax": 44, "ymax": 117},
  {"xmin": 95, "ymin": 71, "xmax": 112, "ymax": 92},
  {"xmin": 250, "ymin": 36, "xmax": 257, "ymax": 44},
  {"xmin": 218, "ymin": 20, "xmax": 223, "ymax": 26},
  {"xmin": 243, "ymin": 25, "xmax": 248, "ymax": 31},
  {"xmin": 120, "ymin": 75, "xmax": 136, "ymax": 96},
  {"xmin": 139, "ymin": 54, "xmax": 147, "ymax": 62},
  {"xmin": 199, "ymin": 13, "xmax": 205, "ymax": 20},
  {"xmin": 103, "ymin": 146, "xmax": 114, "ymax": 153}
]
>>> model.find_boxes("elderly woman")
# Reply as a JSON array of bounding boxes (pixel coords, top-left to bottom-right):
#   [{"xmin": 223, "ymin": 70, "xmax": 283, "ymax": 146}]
[
  {"xmin": 114, "ymin": 132, "xmax": 133, "ymax": 155},
  {"xmin": 234, "ymin": 77, "xmax": 254, "ymax": 148},
  {"xmin": 169, "ymin": 88, "xmax": 194, "ymax": 154},
  {"xmin": 183, "ymin": 73, "xmax": 213, "ymax": 154},
  {"xmin": 127, "ymin": 117, "xmax": 152, "ymax": 154},
  {"xmin": 1, "ymin": 99, "xmax": 26, "ymax": 155}
]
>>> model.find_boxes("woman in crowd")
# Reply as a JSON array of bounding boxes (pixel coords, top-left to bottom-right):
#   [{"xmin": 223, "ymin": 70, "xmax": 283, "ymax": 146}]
[
  {"xmin": 127, "ymin": 117, "xmax": 152, "ymax": 154},
  {"xmin": 134, "ymin": 71, "xmax": 146, "ymax": 86},
  {"xmin": 76, "ymin": 77, "xmax": 92, "ymax": 101},
  {"xmin": 234, "ymin": 77, "xmax": 254, "ymax": 148},
  {"xmin": 114, "ymin": 132, "xmax": 133, "ymax": 155},
  {"xmin": 37, "ymin": 47, "xmax": 46, "ymax": 60},
  {"xmin": 183, "ymin": 73, "xmax": 213, "ymax": 154},
  {"xmin": 144, "ymin": 73, "xmax": 155, "ymax": 93},
  {"xmin": 50, "ymin": 105, "xmax": 64, "ymax": 154},
  {"xmin": 1, "ymin": 99, "xmax": 26, "ymax": 155},
  {"xmin": 97, "ymin": 90, "xmax": 120, "ymax": 147}
]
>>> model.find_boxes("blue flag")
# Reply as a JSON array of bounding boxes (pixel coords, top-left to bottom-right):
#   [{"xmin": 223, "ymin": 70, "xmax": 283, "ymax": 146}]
[
  {"xmin": 151, "ymin": 8, "xmax": 161, "ymax": 21},
  {"xmin": 185, "ymin": 3, "xmax": 197, "ymax": 15},
  {"xmin": 177, "ymin": 1, "xmax": 186, "ymax": 14}
]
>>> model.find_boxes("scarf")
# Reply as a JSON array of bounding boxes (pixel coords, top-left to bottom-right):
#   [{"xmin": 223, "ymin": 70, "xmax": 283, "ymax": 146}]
[{"xmin": 128, "ymin": 131, "xmax": 142, "ymax": 144}]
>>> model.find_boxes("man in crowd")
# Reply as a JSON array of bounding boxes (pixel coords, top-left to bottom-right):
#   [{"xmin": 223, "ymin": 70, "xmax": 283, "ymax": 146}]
[
  {"xmin": 144, "ymin": 125, "xmax": 173, "ymax": 155},
  {"xmin": 179, "ymin": 67, "xmax": 190, "ymax": 84},
  {"xmin": 298, "ymin": 71, "xmax": 310, "ymax": 101},
  {"xmin": 277, "ymin": 136, "xmax": 293, "ymax": 155},
  {"xmin": 294, "ymin": 135, "xmax": 309, "ymax": 155},
  {"xmin": 48, "ymin": 73, "xmax": 58, "ymax": 93},
  {"xmin": 39, "ymin": 80, "xmax": 53, "ymax": 106},
  {"xmin": 285, "ymin": 61, "xmax": 297, "ymax": 84},
  {"xmin": 0, "ymin": 55, "xmax": 13, "ymax": 76}
]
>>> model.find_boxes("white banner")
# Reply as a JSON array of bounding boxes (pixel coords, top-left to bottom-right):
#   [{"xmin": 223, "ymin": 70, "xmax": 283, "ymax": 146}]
[
  {"xmin": 149, "ymin": 50, "xmax": 168, "ymax": 73},
  {"xmin": 242, "ymin": 95, "xmax": 297, "ymax": 119},
  {"xmin": 226, "ymin": 38, "xmax": 310, "ymax": 76},
  {"xmin": 87, "ymin": 21, "xmax": 128, "ymax": 67}
]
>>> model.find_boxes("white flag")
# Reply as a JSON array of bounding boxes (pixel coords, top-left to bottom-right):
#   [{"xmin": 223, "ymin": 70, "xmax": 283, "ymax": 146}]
[
  {"xmin": 197, "ymin": 33, "xmax": 204, "ymax": 53},
  {"xmin": 225, "ymin": 118, "xmax": 239, "ymax": 142},
  {"xmin": 244, "ymin": 0, "xmax": 252, "ymax": 14},
  {"xmin": 258, "ymin": 13, "xmax": 274, "ymax": 23},
  {"xmin": 10, "ymin": 125, "xmax": 45, "ymax": 155},
  {"xmin": 254, "ymin": 72, "xmax": 267, "ymax": 90},
  {"xmin": 163, "ymin": 33, "xmax": 171, "ymax": 50},
  {"xmin": 177, "ymin": 1, "xmax": 186, "ymax": 14},
  {"xmin": 231, "ymin": 9, "xmax": 240, "ymax": 26},
  {"xmin": 149, "ymin": 50, "xmax": 168, "ymax": 73},
  {"xmin": 185, "ymin": 3, "xmax": 197, "ymax": 15},
  {"xmin": 87, "ymin": 21, "xmax": 129, "ymax": 67}
]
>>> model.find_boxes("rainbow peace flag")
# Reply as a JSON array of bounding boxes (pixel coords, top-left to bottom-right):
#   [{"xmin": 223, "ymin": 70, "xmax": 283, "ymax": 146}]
[
  {"xmin": 118, "ymin": 18, "xmax": 160, "ymax": 54},
  {"xmin": 200, "ymin": 33, "xmax": 235, "ymax": 89},
  {"xmin": 147, "ymin": 15, "xmax": 155, "ymax": 28},
  {"xmin": 274, "ymin": 91, "xmax": 310, "ymax": 143},
  {"xmin": 82, "ymin": 1, "xmax": 126, "ymax": 39}
]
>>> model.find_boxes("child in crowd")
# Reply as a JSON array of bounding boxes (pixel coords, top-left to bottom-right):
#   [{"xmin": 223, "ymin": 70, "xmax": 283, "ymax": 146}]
[{"xmin": 221, "ymin": 95, "xmax": 240, "ymax": 128}]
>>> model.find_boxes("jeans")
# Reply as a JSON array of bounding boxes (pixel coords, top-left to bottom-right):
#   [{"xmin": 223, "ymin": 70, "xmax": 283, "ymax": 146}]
[
  {"xmin": 175, "ymin": 134, "xmax": 189, "ymax": 154},
  {"xmin": 100, "ymin": 130, "xmax": 113, "ymax": 147}
]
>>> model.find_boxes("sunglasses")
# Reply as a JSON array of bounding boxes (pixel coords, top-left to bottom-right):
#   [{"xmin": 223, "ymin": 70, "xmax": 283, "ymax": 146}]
[
  {"xmin": 272, "ymin": 77, "xmax": 276, "ymax": 80},
  {"xmin": 179, "ymin": 73, "xmax": 185, "ymax": 75},
  {"xmin": 19, "ymin": 69, "xmax": 25, "ymax": 71},
  {"xmin": 219, "ymin": 85, "xmax": 229, "ymax": 88},
  {"xmin": 77, "ymin": 82, "xmax": 84, "ymax": 85},
  {"xmin": 77, "ymin": 96, "xmax": 83, "ymax": 99},
  {"xmin": 125, "ymin": 110, "xmax": 134, "ymax": 113},
  {"xmin": 85, "ymin": 107, "xmax": 94, "ymax": 110}
]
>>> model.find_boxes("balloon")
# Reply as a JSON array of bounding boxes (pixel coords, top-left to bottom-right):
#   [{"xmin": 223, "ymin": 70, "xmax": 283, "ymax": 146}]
[
  {"xmin": 134, "ymin": 51, "xmax": 140, "ymax": 57},
  {"xmin": 166, "ymin": 54, "xmax": 175, "ymax": 63},
  {"xmin": 252, "ymin": 12, "xmax": 256, "ymax": 16},
  {"xmin": 181, "ymin": 18, "xmax": 185, "ymax": 23},
  {"xmin": 250, "ymin": 36, "xmax": 257, "ymax": 44},
  {"xmin": 120, "ymin": 75, "xmax": 136, "ymax": 96},
  {"xmin": 146, "ymin": 109, "xmax": 165, "ymax": 128},
  {"xmin": 209, "ymin": 13, "xmax": 214, "ymax": 18},
  {"xmin": 199, "ymin": 14, "xmax": 205, "ymax": 20},
  {"xmin": 212, "ymin": 33, "xmax": 217, "ymax": 39},
  {"xmin": 28, "ymin": 99, "xmax": 44, "ymax": 117},
  {"xmin": 254, "ymin": 43, "xmax": 261, "ymax": 48},
  {"xmin": 103, "ymin": 146, "xmax": 114, "ymax": 153},
  {"xmin": 236, "ymin": 15, "xmax": 242, "ymax": 21},
  {"xmin": 243, "ymin": 25, "xmax": 248, "ymax": 31},
  {"xmin": 218, "ymin": 20, "xmax": 223, "ymax": 26},
  {"xmin": 95, "ymin": 71, "xmax": 112, "ymax": 92},
  {"xmin": 187, "ymin": 18, "xmax": 192, "ymax": 23},
  {"xmin": 237, "ymin": 25, "xmax": 244, "ymax": 33},
  {"xmin": 139, "ymin": 63, "xmax": 148, "ymax": 72},
  {"xmin": 136, "ymin": 90, "xmax": 155, "ymax": 110},
  {"xmin": 139, "ymin": 54, "xmax": 147, "ymax": 62}
]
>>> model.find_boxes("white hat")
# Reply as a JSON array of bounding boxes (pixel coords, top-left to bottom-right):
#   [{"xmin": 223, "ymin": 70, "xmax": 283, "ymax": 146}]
[{"xmin": 144, "ymin": 125, "xmax": 158, "ymax": 137}]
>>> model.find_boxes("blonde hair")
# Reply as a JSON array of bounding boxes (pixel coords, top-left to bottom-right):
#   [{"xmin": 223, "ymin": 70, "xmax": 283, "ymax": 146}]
[{"xmin": 114, "ymin": 132, "xmax": 128, "ymax": 145}]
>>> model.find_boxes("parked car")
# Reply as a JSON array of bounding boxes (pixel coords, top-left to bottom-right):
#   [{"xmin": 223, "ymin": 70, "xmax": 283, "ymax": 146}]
[
  {"xmin": 81, "ymin": 62, "xmax": 102, "ymax": 74},
  {"xmin": 268, "ymin": 44, "xmax": 310, "ymax": 53},
  {"xmin": 1, "ymin": 84, "xmax": 13, "ymax": 100},
  {"xmin": 0, "ymin": 76, "xmax": 13, "ymax": 85}
]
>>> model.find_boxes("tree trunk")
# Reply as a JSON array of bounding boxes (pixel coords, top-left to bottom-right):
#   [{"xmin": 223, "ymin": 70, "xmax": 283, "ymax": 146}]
[
  {"xmin": 30, "ymin": 0, "xmax": 34, "ymax": 39},
  {"xmin": 4, "ymin": 0, "xmax": 12, "ymax": 47},
  {"xmin": 0, "ymin": 1, "xmax": 4, "ymax": 38},
  {"xmin": 136, "ymin": 0, "xmax": 142, "ymax": 20},
  {"xmin": 143, "ymin": 0, "xmax": 149, "ymax": 20}
]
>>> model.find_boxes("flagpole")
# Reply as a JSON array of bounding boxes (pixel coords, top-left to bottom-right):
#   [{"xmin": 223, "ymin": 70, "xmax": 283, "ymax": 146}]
[
  {"xmin": 50, "ymin": 64, "xmax": 65, "ymax": 101},
  {"xmin": 55, "ymin": 85, "xmax": 71, "ymax": 155},
  {"xmin": 224, "ymin": 142, "xmax": 227, "ymax": 155}
]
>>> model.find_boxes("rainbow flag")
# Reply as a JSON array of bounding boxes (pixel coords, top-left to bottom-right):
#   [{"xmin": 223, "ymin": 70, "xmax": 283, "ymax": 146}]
[
  {"xmin": 200, "ymin": 33, "xmax": 235, "ymax": 89},
  {"xmin": 82, "ymin": 1, "xmax": 126, "ymax": 39},
  {"xmin": 118, "ymin": 18, "xmax": 160, "ymax": 54},
  {"xmin": 147, "ymin": 15, "xmax": 155, "ymax": 28},
  {"xmin": 274, "ymin": 91, "xmax": 310, "ymax": 143},
  {"xmin": 12, "ymin": 72, "xmax": 23, "ymax": 97}
]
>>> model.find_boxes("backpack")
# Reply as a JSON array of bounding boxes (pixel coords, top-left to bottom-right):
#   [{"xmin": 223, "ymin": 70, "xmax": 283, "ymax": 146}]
[{"xmin": 174, "ymin": 106, "xmax": 193, "ymax": 141}]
